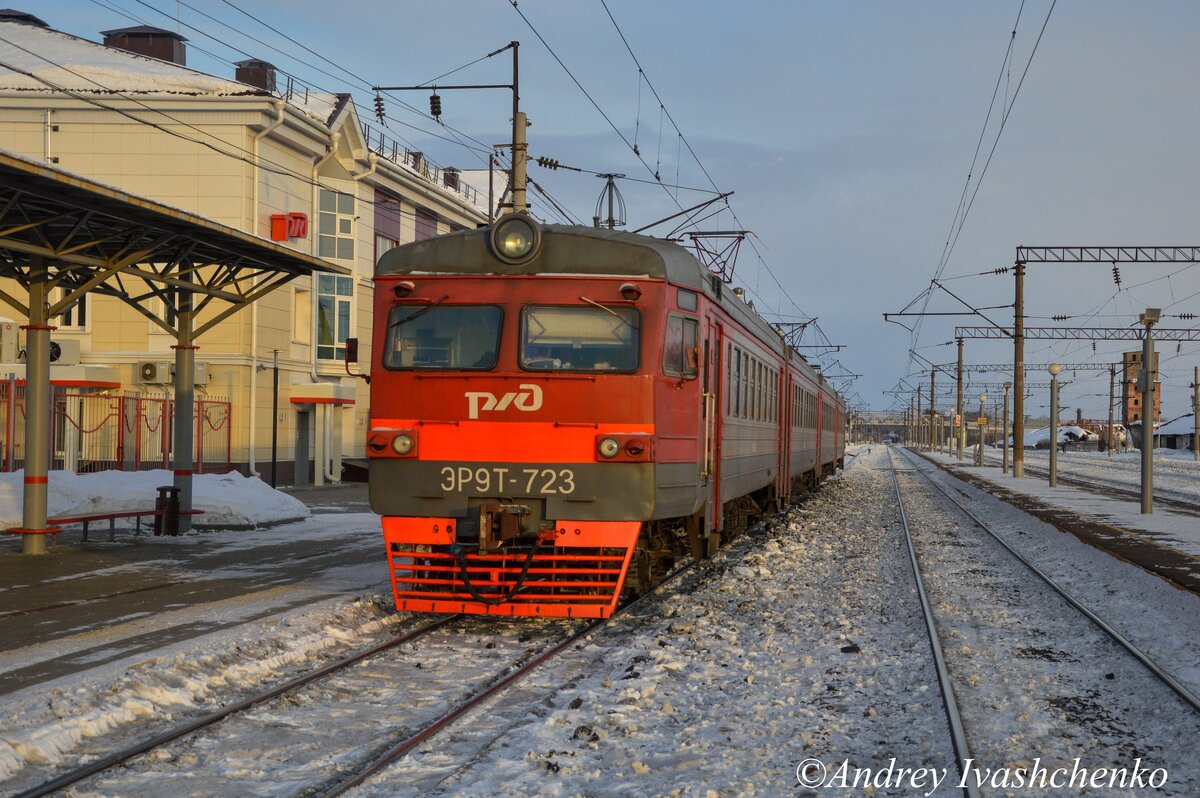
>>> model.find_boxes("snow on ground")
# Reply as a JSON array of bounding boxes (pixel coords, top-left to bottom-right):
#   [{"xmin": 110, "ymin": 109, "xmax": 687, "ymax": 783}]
[
  {"xmin": 0, "ymin": 469, "xmax": 309, "ymax": 530},
  {"xmin": 940, "ymin": 448, "xmax": 1200, "ymax": 557},
  {"xmin": 0, "ymin": 594, "xmax": 408, "ymax": 787},
  {"xmin": 2, "ymin": 447, "xmax": 1199, "ymax": 795}
]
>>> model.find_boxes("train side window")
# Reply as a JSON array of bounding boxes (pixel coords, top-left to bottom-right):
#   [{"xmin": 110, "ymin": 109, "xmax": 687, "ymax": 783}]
[
  {"xmin": 677, "ymin": 289, "xmax": 698, "ymax": 312},
  {"xmin": 663, "ymin": 314, "xmax": 699, "ymax": 379}
]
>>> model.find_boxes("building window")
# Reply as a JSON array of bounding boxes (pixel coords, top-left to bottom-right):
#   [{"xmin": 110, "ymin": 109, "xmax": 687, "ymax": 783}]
[
  {"xmin": 54, "ymin": 288, "xmax": 87, "ymax": 329},
  {"xmin": 375, "ymin": 234, "xmax": 399, "ymax": 264},
  {"xmin": 319, "ymin": 189, "xmax": 355, "ymax": 260},
  {"xmin": 415, "ymin": 208, "xmax": 438, "ymax": 240},
  {"xmin": 293, "ymin": 285, "xmax": 311, "ymax": 343},
  {"xmin": 317, "ymin": 274, "xmax": 353, "ymax": 361}
]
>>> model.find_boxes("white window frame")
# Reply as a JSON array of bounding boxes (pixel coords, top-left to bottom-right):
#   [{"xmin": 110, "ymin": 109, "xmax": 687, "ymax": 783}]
[
  {"xmin": 316, "ymin": 273, "xmax": 354, "ymax": 362},
  {"xmin": 318, "ymin": 188, "xmax": 356, "ymax": 261}
]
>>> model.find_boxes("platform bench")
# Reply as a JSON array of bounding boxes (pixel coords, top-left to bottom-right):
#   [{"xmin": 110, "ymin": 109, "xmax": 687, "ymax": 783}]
[{"xmin": 48, "ymin": 509, "xmax": 206, "ymax": 542}]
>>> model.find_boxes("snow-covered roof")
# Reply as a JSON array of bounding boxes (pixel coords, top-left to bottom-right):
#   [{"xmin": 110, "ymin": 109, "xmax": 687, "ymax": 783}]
[
  {"xmin": 0, "ymin": 19, "xmax": 342, "ymax": 125},
  {"xmin": 1156, "ymin": 413, "xmax": 1195, "ymax": 437}
]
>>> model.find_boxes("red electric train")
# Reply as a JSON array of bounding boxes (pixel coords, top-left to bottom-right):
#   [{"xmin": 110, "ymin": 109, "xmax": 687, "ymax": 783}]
[{"xmin": 364, "ymin": 213, "xmax": 845, "ymax": 618}]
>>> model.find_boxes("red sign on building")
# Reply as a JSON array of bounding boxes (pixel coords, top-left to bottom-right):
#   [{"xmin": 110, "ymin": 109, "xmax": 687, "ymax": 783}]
[{"xmin": 269, "ymin": 212, "xmax": 309, "ymax": 241}]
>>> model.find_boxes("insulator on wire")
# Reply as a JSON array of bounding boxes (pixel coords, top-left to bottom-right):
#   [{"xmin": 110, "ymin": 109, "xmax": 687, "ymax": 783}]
[
  {"xmin": 993, "ymin": 266, "xmax": 1010, "ymax": 275},
  {"xmin": 536, "ymin": 156, "xmax": 560, "ymax": 170},
  {"xmin": 1179, "ymin": 313, "xmax": 1196, "ymax": 320},
  {"xmin": 429, "ymin": 92, "xmax": 442, "ymax": 119},
  {"xmin": 1052, "ymin": 314, "xmax": 1069, "ymax": 322},
  {"xmin": 1092, "ymin": 342, "xmax": 1097, "ymax": 353},
  {"xmin": 1112, "ymin": 264, "xmax": 1122, "ymax": 287},
  {"xmin": 373, "ymin": 93, "xmax": 385, "ymax": 123}
]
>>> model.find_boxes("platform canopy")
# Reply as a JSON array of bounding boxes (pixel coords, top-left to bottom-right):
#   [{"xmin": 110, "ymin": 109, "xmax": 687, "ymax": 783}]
[
  {"xmin": 0, "ymin": 149, "xmax": 346, "ymax": 337},
  {"xmin": 0, "ymin": 149, "xmax": 347, "ymax": 554}
]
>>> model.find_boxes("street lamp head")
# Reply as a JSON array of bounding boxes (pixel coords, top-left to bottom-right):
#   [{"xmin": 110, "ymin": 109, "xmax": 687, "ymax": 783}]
[
  {"xmin": 1139, "ymin": 307, "xmax": 1162, "ymax": 326},
  {"xmin": 1004, "ymin": 381, "xmax": 1012, "ymax": 390},
  {"xmin": 978, "ymin": 393, "xmax": 987, "ymax": 403},
  {"xmin": 1048, "ymin": 362, "xmax": 1062, "ymax": 376}
]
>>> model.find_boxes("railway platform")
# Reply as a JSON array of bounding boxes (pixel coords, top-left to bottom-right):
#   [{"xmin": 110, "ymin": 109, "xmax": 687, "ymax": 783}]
[
  {"xmin": 0, "ymin": 482, "xmax": 385, "ymax": 697},
  {"xmin": 915, "ymin": 448, "xmax": 1200, "ymax": 595}
]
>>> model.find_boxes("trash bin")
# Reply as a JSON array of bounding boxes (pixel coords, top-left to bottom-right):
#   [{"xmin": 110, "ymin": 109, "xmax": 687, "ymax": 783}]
[{"xmin": 154, "ymin": 485, "xmax": 181, "ymax": 536}]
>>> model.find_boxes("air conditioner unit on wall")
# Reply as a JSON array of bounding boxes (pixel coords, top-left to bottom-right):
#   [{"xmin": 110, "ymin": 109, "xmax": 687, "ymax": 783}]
[
  {"xmin": 49, "ymin": 339, "xmax": 80, "ymax": 366},
  {"xmin": 12, "ymin": 337, "xmax": 81, "ymax": 366},
  {"xmin": 136, "ymin": 361, "xmax": 172, "ymax": 384},
  {"xmin": 0, "ymin": 321, "xmax": 17, "ymax": 363},
  {"xmin": 134, "ymin": 360, "xmax": 210, "ymax": 385}
]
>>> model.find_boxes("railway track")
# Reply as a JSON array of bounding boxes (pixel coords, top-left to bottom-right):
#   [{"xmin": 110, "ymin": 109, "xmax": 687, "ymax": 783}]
[
  {"xmin": 887, "ymin": 446, "xmax": 1200, "ymax": 796},
  {"xmin": 12, "ymin": 616, "xmax": 458, "ymax": 798},
  {"xmin": 13, "ymin": 559, "xmax": 698, "ymax": 797}
]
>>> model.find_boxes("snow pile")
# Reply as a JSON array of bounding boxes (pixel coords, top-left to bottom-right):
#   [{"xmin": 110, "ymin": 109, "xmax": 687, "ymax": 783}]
[
  {"xmin": 0, "ymin": 469, "xmax": 309, "ymax": 529},
  {"xmin": 0, "ymin": 22, "xmax": 255, "ymax": 96},
  {"xmin": 0, "ymin": 22, "xmax": 341, "ymax": 124}
]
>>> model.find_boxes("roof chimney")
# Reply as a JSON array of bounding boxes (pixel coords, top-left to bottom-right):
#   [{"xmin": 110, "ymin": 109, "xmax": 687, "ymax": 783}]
[
  {"xmin": 101, "ymin": 25, "xmax": 187, "ymax": 65},
  {"xmin": 235, "ymin": 59, "xmax": 276, "ymax": 93},
  {"xmin": 0, "ymin": 9, "xmax": 49, "ymax": 27}
]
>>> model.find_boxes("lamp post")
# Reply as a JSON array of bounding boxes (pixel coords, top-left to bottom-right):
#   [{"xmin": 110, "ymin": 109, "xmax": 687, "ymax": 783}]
[
  {"xmin": 1002, "ymin": 381, "xmax": 1012, "ymax": 474},
  {"xmin": 1048, "ymin": 363, "xmax": 1062, "ymax": 487},
  {"xmin": 1139, "ymin": 308, "xmax": 1161, "ymax": 514},
  {"xmin": 977, "ymin": 393, "xmax": 987, "ymax": 466}
]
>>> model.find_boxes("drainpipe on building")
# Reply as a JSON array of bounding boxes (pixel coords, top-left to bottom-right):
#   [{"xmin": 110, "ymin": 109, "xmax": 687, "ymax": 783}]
[
  {"xmin": 352, "ymin": 153, "xmax": 379, "ymax": 183},
  {"xmin": 247, "ymin": 100, "xmax": 285, "ymax": 479},
  {"xmin": 309, "ymin": 134, "xmax": 340, "ymax": 387}
]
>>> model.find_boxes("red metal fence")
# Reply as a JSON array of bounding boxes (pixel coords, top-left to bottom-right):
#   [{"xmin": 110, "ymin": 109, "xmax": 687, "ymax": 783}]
[{"xmin": 0, "ymin": 383, "xmax": 231, "ymax": 474}]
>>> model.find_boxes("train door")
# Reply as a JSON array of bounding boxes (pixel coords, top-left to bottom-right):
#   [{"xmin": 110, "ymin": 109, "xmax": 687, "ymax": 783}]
[
  {"xmin": 701, "ymin": 319, "xmax": 723, "ymax": 543},
  {"xmin": 815, "ymin": 394, "xmax": 823, "ymax": 466},
  {"xmin": 781, "ymin": 376, "xmax": 793, "ymax": 503}
]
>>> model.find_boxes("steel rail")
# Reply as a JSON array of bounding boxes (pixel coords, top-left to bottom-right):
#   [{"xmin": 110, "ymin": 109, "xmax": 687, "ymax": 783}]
[
  {"xmin": 313, "ymin": 558, "xmax": 703, "ymax": 797},
  {"xmin": 13, "ymin": 615, "xmax": 459, "ymax": 798},
  {"xmin": 897, "ymin": 447, "xmax": 1200, "ymax": 714},
  {"xmin": 887, "ymin": 449, "xmax": 981, "ymax": 798}
]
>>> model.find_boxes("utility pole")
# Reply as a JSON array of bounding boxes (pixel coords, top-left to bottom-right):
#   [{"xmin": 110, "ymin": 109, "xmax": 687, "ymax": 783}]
[
  {"xmin": 956, "ymin": 337, "xmax": 965, "ymax": 461},
  {"xmin": 1140, "ymin": 309, "xmax": 1160, "ymax": 513},
  {"xmin": 1048, "ymin": 363, "xmax": 1062, "ymax": 487},
  {"xmin": 1194, "ymin": 366, "xmax": 1199, "ymax": 463},
  {"xmin": 374, "ymin": 41, "xmax": 526, "ymax": 214},
  {"xmin": 270, "ymin": 349, "xmax": 279, "ymax": 489},
  {"xmin": 929, "ymin": 369, "xmax": 936, "ymax": 452},
  {"xmin": 916, "ymin": 385, "xmax": 923, "ymax": 450},
  {"xmin": 1108, "ymin": 365, "xmax": 1116, "ymax": 457},
  {"xmin": 1012, "ymin": 260, "xmax": 1026, "ymax": 478},
  {"xmin": 1002, "ymin": 381, "xmax": 1011, "ymax": 474}
]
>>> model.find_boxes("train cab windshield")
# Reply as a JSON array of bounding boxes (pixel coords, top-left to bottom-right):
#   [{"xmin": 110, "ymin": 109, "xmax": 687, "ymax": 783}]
[
  {"xmin": 520, "ymin": 305, "xmax": 640, "ymax": 372},
  {"xmin": 383, "ymin": 305, "xmax": 502, "ymax": 369}
]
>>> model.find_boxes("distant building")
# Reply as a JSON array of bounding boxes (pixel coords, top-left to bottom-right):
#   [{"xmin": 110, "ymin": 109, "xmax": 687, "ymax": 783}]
[
  {"xmin": 1121, "ymin": 350, "xmax": 1161, "ymax": 427},
  {"xmin": 0, "ymin": 12, "xmax": 488, "ymax": 480}
]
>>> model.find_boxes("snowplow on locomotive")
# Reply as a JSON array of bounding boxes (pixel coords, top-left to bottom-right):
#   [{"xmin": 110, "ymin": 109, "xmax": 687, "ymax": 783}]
[{"xmin": 366, "ymin": 213, "xmax": 845, "ymax": 618}]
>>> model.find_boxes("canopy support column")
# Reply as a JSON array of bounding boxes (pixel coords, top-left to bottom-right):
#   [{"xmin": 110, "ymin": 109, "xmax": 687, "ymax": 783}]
[
  {"xmin": 172, "ymin": 272, "xmax": 197, "ymax": 535},
  {"xmin": 19, "ymin": 255, "xmax": 55, "ymax": 554}
]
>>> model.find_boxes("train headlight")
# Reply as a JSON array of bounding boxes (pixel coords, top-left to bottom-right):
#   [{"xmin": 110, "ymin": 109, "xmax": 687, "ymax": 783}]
[
  {"xmin": 392, "ymin": 433, "xmax": 416, "ymax": 456},
  {"xmin": 490, "ymin": 213, "xmax": 541, "ymax": 264},
  {"xmin": 598, "ymin": 437, "xmax": 621, "ymax": 459}
]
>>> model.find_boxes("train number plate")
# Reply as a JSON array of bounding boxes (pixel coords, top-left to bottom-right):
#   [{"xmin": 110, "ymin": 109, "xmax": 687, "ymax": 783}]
[{"xmin": 439, "ymin": 466, "xmax": 576, "ymax": 496}]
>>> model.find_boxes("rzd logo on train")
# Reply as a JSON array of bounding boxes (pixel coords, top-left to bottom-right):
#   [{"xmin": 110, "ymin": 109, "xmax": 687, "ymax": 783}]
[{"xmin": 465, "ymin": 384, "xmax": 543, "ymax": 419}]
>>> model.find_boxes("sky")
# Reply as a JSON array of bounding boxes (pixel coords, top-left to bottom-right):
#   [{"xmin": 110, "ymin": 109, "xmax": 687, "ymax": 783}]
[{"xmin": 29, "ymin": 0, "xmax": 1200, "ymax": 420}]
